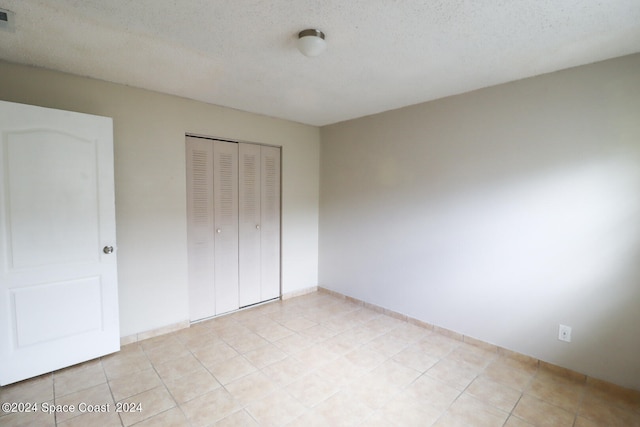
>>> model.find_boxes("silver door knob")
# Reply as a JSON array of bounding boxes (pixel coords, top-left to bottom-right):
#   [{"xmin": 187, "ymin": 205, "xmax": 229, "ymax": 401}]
[
  {"xmin": 256, "ymin": 225, "xmax": 260, "ymax": 230},
  {"xmin": 216, "ymin": 228, "xmax": 221, "ymax": 233},
  {"xmin": 103, "ymin": 246, "xmax": 114, "ymax": 254}
]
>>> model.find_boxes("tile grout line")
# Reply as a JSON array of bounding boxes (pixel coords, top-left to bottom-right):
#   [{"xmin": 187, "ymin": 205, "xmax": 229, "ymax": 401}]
[{"xmin": 99, "ymin": 356, "xmax": 124, "ymax": 427}]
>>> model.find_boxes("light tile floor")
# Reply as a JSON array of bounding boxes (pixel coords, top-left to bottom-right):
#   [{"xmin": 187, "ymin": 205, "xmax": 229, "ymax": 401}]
[{"xmin": 1, "ymin": 291, "xmax": 639, "ymax": 426}]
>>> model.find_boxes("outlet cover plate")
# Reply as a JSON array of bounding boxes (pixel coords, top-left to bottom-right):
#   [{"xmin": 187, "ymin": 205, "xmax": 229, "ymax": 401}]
[
  {"xmin": 558, "ymin": 324, "xmax": 572, "ymax": 342},
  {"xmin": 0, "ymin": 8, "xmax": 15, "ymax": 32}
]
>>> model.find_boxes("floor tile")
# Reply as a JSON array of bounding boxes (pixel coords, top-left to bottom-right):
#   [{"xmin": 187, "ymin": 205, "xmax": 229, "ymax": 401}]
[
  {"xmin": 316, "ymin": 356, "xmax": 369, "ymax": 387},
  {"xmin": 578, "ymin": 393, "xmax": 640, "ymax": 426},
  {"xmin": 363, "ymin": 333, "xmax": 410, "ymax": 358},
  {"xmin": 445, "ymin": 342, "xmax": 497, "ymax": 371},
  {"xmin": 173, "ymin": 325, "xmax": 222, "ymax": 351},
  {"xmin": 413, "ymin": 333, "xmax": 461, "ymax": 358},
  {"xmin": 313, "ymin": 390, "xmax": 373, "ymax": 427},
  {"xmin": 132, "ymin": 407, "xmax": 190, "ymax": 427},
  {"xmin": 344, "ymin": 374, "xmax": 403, "ymax": 409},
  {"xmin": 504, "ymin": 416, "xmax": 536, "ymax": 426},
  {"xmin": 370, "ymin": 359, "xmax": 422, "ymax": 388},
  {"xmin": 0, "ymin": 403, "xmax": 56, "ymax": 427},
  {"xmin": 207, "ymin": 319, "xmax": 248, "ymax": 336},
  {"xmin": 378, "ymin": 391, "xmax": 443, "ymax": 426},
  {"xmin": 209, "ymin": 355, "xmax": 258, "ymax": 385},
  {"xmin": 322, "ymin": 334, "xmax": 360, "ymax": 355},
  {"xmin": 139, "ymin": 334, "xmax": 177, "ymax": 351},
  {"xmin": 390, "ymin": 322, "xmax": 431, "ymax": 343},
  {"xmin": 434, "ymin": 393, "xmax": 509, "ymax": 427},
  {"xmin": 404, "ymin": 375, "xmax": 461, "ymax": 411},
  {"xmin": 512, "ymin": 394, "xmax": 575, "ymax": 426},
  {"xmin": 321, "ymin": 316, "xmax": 360, "ymax": 333},
  {"xmin": 180, "ymin": 388, "xmax": 240, "ymax": 427},
  {"xmin": 253, "ymin": 322, "xmax": 295, "ymax": 342},
  {"xmin": 154, "ymin": 353, "xmax": 205, "ymax": 382},
  {"xmin": 285, "ymin": 373, "xmax": 339, "ymax": 407},
  {"xmin": 214, "ymin": 409, "xmax": 259, "ymax": 426},
  {"xmin": 245, "ymin": 390, "xmax": 306, "ymax": 427},
  {"xmin": 163, "ymin": 369, "xmax": 221, "ymax": 404},
  {"xmin": 392, "ymin": 346, "xmax": 439, "ymax": 373},
  {"xmin": 108, "ymin": 368, "xmax": 162, "ymax": 402},
  {"xmin": 102, "ymin": 350, "xmax": 152, "ymax": 381},
  {"xmin": 284, "ymin": 409, "xmax": 332, "ymax": 427},
  {"xmin": 426, "ymin": 358, "xmax": 478, "ymax": 391},
  {"xmin": 335, "ymin": 325, "xmax": 379, "ymax": 346},
  {"xmin": 224, "ymin": 332, "xmax": 270, "ymax": 354},
  {"xmin": 482, "ymin": 356, "xmax": 537, "ymax": 391},
  {"xmin": 277, "ymin": 316, "xmax": 318, "ymax": 332},
  {"xmin": 242, "ymin": 343, "xmax": 288, "ymax": 368},
  {"xmin": 192, "ymin": 342, "xmax": 239, "ymax": 368},
  {"xmin": 224, "ymin": 372, "xmax": 277, "ymax": 406},
  {"xmin": 261, "ymin": 357, "xmax": 311, "ymax": 386},
  {"xmin": 299, "ymin": 324, "xmax": 338, "ymax": 342},
  {"xmin": 525, "ymin": 374, "xmax": 584, "ymax": 412},
  {"xmin": 343, "ymin": 347, "xmax": 388, "ymax": 371},
  {"xmin": 0, "ymin": 373, "xmax": 53, "ymax": 403},
  {"xmin": 117, "ymin": 385, "xmax": 176, "ymax": 426},
  {"xmin": 340, "ymin": 307, "xmax": 380, "ymax": 324},
  {"xmin": 584, "ymin": 379, "xmax": 640, "ymax": 414},
  {"xmin": 362, "ymin": 316, "xmax": 401, "ymax": 336},
  {"xmin": 57, "ymin": 410, "xmax": 122, "ymax": 427},
  {"xmin": 358, "ymin": 411, "xmax": 400, "ymax": 427},
  {"xmin": 573, "ymin": 416, "xmax": 602, "ymax": 427},
  {"xmin": 293, "ymin": 343, "xmax": 340, "ymax": 369},
  {"xmin": 53, "ymin": 360, "xmax": 106, "ymax": 397},
  {"xmin": 144, "ymin": 340, "xmax": 190, "ymax": 366},
  {"xmin": 465, "ymin": 375, "xmax": 522, "ymax": 412},
  {"xmin": 273, "ymin": 333, "xmax": 315, "ymax": 355},
  {"xmin": 6, "ymin": 291, "xmax": 640, "ymax": 427},
  {"xmin": 53, "ymin": 383, "xmax": 114, "ymax": 423}
]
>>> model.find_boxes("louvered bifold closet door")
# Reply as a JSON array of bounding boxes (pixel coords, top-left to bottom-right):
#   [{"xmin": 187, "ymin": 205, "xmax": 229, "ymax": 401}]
[
  {"xmin": 187, "ymin": 138, "xmax": 278, "ymax": 320},
  {"xmin": 186, "ymin": 137, "xmax": 216, "ymax": 321},
  {"xmin": 239, "ymin": 143, "xmax": 262, "ymax": 307},
  {"xmin": 260, "ymin": 146, "xmax": 281, "ymax": 301},
  {"xmin": 213, "ymin": 141, "xmax": 240, "ymax": 314}
]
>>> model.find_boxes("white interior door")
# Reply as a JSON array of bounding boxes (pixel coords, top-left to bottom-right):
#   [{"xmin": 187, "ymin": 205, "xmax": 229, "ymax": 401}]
[{"xmin": 0, "ymin": 100, "xmax": 119, "ymax": 385}]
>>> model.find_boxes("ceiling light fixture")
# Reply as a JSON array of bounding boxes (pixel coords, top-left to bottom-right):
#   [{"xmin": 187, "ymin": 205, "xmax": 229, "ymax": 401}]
[{"xmin": 297, "ymin": 29, "xmax": 326, "ymax": 57}]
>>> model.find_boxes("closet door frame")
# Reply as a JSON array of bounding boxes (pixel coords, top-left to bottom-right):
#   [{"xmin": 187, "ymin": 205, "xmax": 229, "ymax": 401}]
[{"xmin": 186, "ymin": 134, "xmax": 282, "ymax": 322}]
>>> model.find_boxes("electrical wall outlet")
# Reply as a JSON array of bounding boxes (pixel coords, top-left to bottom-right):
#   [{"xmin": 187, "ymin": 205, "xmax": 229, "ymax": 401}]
[
  {"xmin": 0, "ymin": 8, "xmax": 15, "ymax": 32},
  {"xmin": 558, "ymin": 324, "xmax": 572, "ymax": 342}
]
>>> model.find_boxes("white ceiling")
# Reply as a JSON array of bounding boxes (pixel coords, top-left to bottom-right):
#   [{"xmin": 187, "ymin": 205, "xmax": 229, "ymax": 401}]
[{"xmin": 1, "ymin": 1, "xmax": 639, "ymax": 126}]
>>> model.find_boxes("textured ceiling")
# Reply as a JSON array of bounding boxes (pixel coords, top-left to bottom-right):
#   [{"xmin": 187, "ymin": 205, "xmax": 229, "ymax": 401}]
[{"xmin": 1, "ymin": 1, "xmax": 639, "ymax": 126}]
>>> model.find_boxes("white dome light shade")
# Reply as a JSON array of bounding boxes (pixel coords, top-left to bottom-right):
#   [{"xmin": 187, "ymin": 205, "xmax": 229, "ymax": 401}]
[{"xmin": 297, "ymin": 29, "xmax": 326, "ymax": 57}]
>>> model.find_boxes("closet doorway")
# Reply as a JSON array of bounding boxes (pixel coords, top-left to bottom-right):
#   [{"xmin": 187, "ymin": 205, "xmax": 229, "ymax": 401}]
[{"xmin": 186, "ymin": 136, "xmax": 281, "ymax": 321}]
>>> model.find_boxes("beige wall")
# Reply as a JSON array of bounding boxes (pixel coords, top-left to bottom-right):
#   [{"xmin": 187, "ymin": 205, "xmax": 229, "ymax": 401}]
[
  {"xmin": 320, "ymin": 54, "xmax": 640, "ymax": 389},
  {"xmin": 0, "ymin": 61, "xmax": 320, "ymax": 337},
  {"xmin": 3, "ymin": 53, "xmax": 640, "ymax": 390}
]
